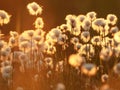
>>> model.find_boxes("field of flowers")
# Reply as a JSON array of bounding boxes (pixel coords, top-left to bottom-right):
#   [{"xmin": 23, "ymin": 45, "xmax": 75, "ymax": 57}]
[{"xmin": 0, "ymin": 1, "xmax": 120, "ymax": 90}]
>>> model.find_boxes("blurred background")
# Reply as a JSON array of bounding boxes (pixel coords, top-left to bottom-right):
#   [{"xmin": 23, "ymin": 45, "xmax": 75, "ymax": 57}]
[{"xmin": 0, "ymin": 0, "xmax": 120, "ymax": 35}]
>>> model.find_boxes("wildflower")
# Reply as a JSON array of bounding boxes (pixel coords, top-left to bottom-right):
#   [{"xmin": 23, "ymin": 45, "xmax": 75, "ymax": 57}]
[
  {"xmin": 27, "ymin": 2, "xmax": 42, "ymax": 15},
  {"xmin": 34, "ymin": 17, "xmax": 44, "ymax": 29},
  {"xmin": 0, "ymin": 10, "xmax": 11, "ymax": 25},
  {"xmin": 81, "ymin": 31, "xmax": 90, "ymax": 43},
  {"xmin": 81, "ymin": 63, "xmax": 97, "ymax": 76},
  {"xmin": 107, "ymin": 14, "xmax": 117, "ymax": 25},
  {"xmin": 69, "ymin": 54, "xmax": 85, "ymax": 67}
]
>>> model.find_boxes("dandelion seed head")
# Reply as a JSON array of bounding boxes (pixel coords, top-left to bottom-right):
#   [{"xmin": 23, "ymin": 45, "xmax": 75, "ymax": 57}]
[
  {"xmin": 113, "ymin": 63, "xmax": 120, "ymax": 75},
  {"xmin": 1, "ymin": 65, "xmax": 13, "ymax": 79},
  {"xmin": 86, "ymin": 11, "xmax": 97, "ymax": 21},
  {"xmin": 81, "ymin": 63, "xmax": 97, "ymax": 76},
  {"xmin": 91, "ymin": 36, "xmax": 101, "ymax": 45},
  {"xmin": 114, "ymin": 31, "xmax": 120, "ymax": 43},
  {"xmin": 55, "ymin": 83, "xmax": 66, "ymax": 90},
  {"xmin": 110, "ymin": 26, "xmax": 119, "ymax": 35},
  {"xmin": 70, "ymin": 37, "xmax": 79, "ymax": 45},
  {"xmin": 81, "ymin": 31, "xmax": 90, "ymax": 43},
  {"xmin": 34, "ymin": 17, "xmax": 44, "ymax": 29},
  {"xmin": 27, "ymin": 2, "xmax": 42, "ymax": 15},
  {"xmin": 100, "ymin": 48, "xmax": 113, "ymax": 61},
  {"xmin": 16, "ymin": 87, "xmax": 24, "ymax": 90},
  {"xmin": 77, "ymin": 15, "xmax": 86, "ymax": 25},
  {"xmin": 82, "ymin": 18, "xmax": 91, "ymax": 30},
  {"xmin": 69, "ymin": 54, "xmax": 85, "ymax": 67},
  {"xmin": 60, "ymin": 24, "xmax": 70, "ymax": 32},
  {"xmin": 0, "ymin": 10, "xmax": 11, "ymax": 25},
  {"xmin": 107, "ymin": 14, "xmax": 117, "ymax": 25},
  {"xmin": 65, "ymin": 14, "xmax": 77, "ymax": 28},
  {"xmin": 92, "ymin": 18, "xmax": 106, "ymax": 32},
  {"xmin": 100, "ymin": 84, "xmax": 110, "ymax": 90},
  {"xmin": 74, "ymin": 43, "xmax": 82, "ymax": 51},
  {"xmin": 101, "ymin": 74, "xmax": 109, "ymax": 83}
]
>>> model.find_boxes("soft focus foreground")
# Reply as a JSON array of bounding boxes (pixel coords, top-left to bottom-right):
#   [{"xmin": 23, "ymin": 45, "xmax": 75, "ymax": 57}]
[{"xmin": 0, "ymin": 2, "xmax": 120, "ymax": 90}]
